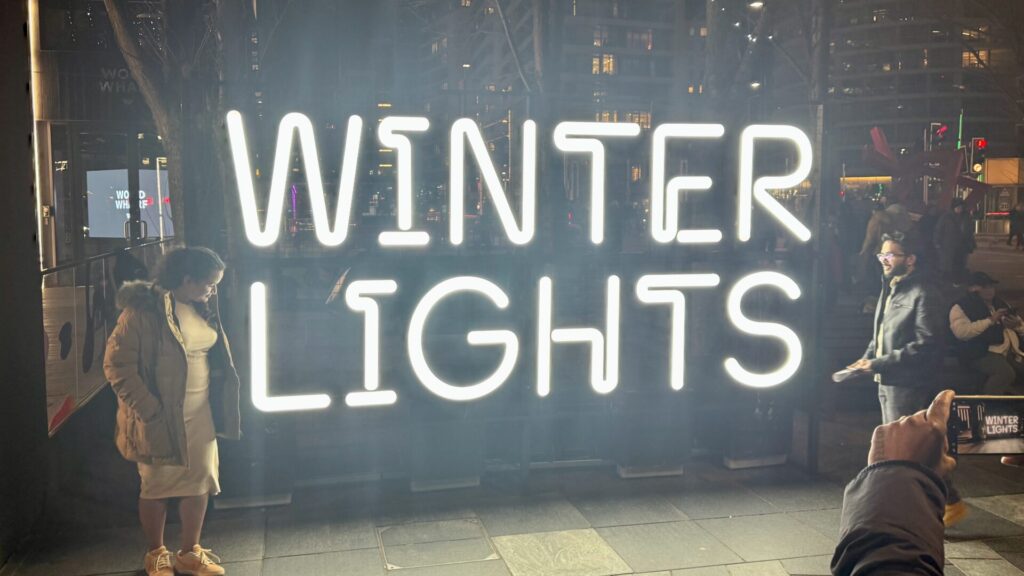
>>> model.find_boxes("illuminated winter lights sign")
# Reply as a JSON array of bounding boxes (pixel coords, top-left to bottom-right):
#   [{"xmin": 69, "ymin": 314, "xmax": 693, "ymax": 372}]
[{"xmin": 227, "ymin": 111, "xmax": 814, "ymax": 413}]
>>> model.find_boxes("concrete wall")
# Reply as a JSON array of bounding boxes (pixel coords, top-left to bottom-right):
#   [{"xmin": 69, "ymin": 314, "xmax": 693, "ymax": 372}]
[{"xmin": 0, "ymin": 0, "xmax": 49, "ymax": 567}]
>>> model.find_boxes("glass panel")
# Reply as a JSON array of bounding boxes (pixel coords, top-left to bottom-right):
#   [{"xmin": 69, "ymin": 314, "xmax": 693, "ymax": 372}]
[
  {"xmin": 51, "ymin": 125, "xmax": 76, "ymax": 265},
  {"xmin": 79, "ymin": 132, "xmax": 129, "ymax": 256},
  {"xmin": 137, "ymin": 132, "xmax": 175, "ymax": 239}
]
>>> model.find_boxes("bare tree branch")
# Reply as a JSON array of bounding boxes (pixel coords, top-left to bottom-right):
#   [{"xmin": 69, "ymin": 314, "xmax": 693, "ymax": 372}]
[
  {"xmin": 494, "ymin": 0, "xmax": 532, "ymax": 94},
  {"xmin": 769, "ymin": 36, "xmax": 810, "ymax": 85},
  {"xmin": 103, "ymin": 0, "xmax": 175, "ymax": 138},
  {"xmin": 726, "ymin": 4, "xmax": 772, "ymax": 100}
]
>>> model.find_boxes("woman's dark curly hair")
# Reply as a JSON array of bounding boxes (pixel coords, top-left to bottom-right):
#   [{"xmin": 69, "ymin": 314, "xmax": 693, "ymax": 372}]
[{"xmin": 154, "ymin": 247, "xmax": 226, "ymax": 290}]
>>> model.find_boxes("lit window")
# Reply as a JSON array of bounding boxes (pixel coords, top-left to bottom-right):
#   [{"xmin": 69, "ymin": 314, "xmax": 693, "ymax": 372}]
[
  {"xmin": 626, "ymin": 111, "xmax": 651, "ymax": 129},
  {"xmin": 592, "ymin": 56, "xmax": 601, "ymax": 75},
  {"xmin": 700, "ymin": 27, "xmax": 708, "ymax": 37},
  {"xmin": 461, "ymin": 0, "xmax": 472, "ymax": 6},
  {"xmin": 961, "ymin": 25, "xmax": 988, "ymax": 40},
  {"xmin": 627, "ymin": 30, "xmax": 653, "ymax": 50},
  {"xmin": 688, "ymin": 85, "xmax": 695, "ymax": 94},
  {"xmin": 602, "ymin": 53, "xmax": 617, "ymax": 74},
  {"xmin": 595, "ymin": 110, "xmax": 619, "ymax": 122},
  {"xmin": 631, "ymin": 164, "xmax": 643, "ymax": 182},
  {"xmin": 962, "ymin": 49, "xmax": 989, "ymax": 68},
  {"xmin": 594, "ymin": 26, "xmax": 608, "ymax": 47}
]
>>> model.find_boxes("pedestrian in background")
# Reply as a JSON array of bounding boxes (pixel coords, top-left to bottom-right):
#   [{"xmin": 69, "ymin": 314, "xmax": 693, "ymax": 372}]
[
  {"xmin": 949, "ymin": 271, "xmax": 1024, "ymax": 394},
  {"xmin": 104, "ymin": 247, "xmax": 240, "ymax": 576},
  {"xmin": 1008, "ymin": 200, "xmax": 1024, "ymax": 250},
  {"xmin": 934, "ymin": 198, "xmax": 975, "ymax": 285}
]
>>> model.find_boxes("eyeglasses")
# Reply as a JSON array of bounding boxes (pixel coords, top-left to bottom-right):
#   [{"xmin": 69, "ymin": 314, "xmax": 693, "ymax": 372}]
[{"xmin": 876, "ymin": 252, "xmax": 907, "ymax": 263}]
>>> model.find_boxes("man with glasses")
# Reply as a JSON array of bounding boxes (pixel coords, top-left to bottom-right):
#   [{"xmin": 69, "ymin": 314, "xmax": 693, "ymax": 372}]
[{"xmin": 845, "ymin": 231, "xmax": 964, "ymax": 526}]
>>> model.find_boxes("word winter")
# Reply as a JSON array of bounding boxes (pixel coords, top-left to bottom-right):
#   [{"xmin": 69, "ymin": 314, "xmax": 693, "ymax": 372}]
[
  {"xmin": 226, "ymin": 112, "xmax": 813, "ymax": 248},
  {"xmin": 227, "ymin": 112, "xmax": 814, "ymax": 413}
]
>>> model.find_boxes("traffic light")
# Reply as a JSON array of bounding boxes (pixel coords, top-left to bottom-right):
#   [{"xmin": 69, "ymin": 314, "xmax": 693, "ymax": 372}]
[
  {"xmin": 929, "ymin": 122, "xmax": 949, "ymax": 149},
  {"xmin": 970, "ymin": 136, "xmax": 988, "ymax": 174}
]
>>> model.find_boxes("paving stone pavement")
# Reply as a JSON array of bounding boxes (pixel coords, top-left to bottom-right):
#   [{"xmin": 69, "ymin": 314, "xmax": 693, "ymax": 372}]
[{"xmin": 2, "ymin": 446, "xmax": 1023, "ymax": 576}]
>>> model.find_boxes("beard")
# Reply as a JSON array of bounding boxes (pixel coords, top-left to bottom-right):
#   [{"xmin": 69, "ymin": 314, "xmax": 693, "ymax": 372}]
[{"xmin": 883, "ymin": 262, "xmax": 909, "ymax": 278}]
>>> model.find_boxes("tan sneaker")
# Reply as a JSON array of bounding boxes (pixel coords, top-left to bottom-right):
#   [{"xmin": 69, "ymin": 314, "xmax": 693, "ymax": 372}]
[
  {"xmin": 174, "ymin": 545, "xmax": 226, "ymax": 575},
  {"xmin": 944, "ymin": 500, "xmax": 970, "ymax": 528},
  {"xmin": 143, "ymin": 545, "xmax": 174, "ymax": 576}
]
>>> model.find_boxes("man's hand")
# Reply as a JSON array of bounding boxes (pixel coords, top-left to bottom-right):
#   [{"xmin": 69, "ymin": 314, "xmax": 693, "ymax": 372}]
[
  {"xmin": 847, "ymin": 358, "xmax": 873, "ymax": 372},
  {"xmin": 868, "ymin": 389, "xmax": 956, "ymax": 476},
  {"xmin": 991, "ymin": 309, "xmax": 1009, "ymax": 324}
]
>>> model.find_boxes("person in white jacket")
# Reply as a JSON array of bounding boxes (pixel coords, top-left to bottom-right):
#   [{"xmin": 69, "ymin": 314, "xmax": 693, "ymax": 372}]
[{"xmin": 949, "ymin": 271, "xmax": 1024, "ymax": 394}]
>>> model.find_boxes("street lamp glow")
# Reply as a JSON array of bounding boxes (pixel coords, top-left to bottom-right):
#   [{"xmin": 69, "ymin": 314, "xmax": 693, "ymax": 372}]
[{"xmin": 749, "ymin": 1, "xmax": 764, "ymax": 8}]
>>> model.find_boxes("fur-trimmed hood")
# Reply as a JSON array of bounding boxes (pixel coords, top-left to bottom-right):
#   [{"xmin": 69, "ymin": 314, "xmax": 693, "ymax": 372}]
[{"xmin": 116, "ymin": 280, "xmax": 161, "ymax": 311}]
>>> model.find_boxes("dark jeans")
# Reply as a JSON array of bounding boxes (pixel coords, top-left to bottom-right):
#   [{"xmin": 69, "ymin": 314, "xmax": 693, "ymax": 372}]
[
  {"xmin": 878, "ymin": 384, "xmax": 962, "ymax": 504},
  {"xmin": 971, "ymin": 352, "xmax": 1024, "ymax": 395}
]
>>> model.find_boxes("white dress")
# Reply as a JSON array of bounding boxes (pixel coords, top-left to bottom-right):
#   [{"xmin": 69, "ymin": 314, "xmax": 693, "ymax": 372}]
[{"xmin": 137, "ymin": 302, "xmax": 221, "ymax": 499}]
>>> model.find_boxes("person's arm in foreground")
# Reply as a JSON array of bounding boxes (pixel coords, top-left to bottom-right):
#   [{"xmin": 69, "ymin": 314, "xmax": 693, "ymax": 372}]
[{"xmin": 831, "ymin": 390, "xmax": 955, "ymax": 576}]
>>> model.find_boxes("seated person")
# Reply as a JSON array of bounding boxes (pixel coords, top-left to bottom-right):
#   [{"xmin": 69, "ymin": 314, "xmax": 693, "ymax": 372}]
[{"xmin": 949, "ymin": 271, "xmax": 1024, "ymax": 394}]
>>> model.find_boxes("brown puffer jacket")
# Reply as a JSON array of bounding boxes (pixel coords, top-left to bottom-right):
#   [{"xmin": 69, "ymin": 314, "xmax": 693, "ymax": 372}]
[{"xmin": 104, "ymin": 281, "xmax": 241, "ymax": 466}]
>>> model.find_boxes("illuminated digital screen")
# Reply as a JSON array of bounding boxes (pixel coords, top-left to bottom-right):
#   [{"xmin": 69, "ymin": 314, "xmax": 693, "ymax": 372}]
[{"xmin": 227, "ymin": 112, "xmax": 814, "ymax": 412}]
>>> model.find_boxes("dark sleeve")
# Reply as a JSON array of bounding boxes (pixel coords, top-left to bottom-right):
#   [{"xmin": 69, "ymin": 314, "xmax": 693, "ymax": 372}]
[
  {"xmin": 871, "ymin": 289, "xmax": 941, "ymax": 373},
  {"xmin": 862, "ymin": 295, "xmax": 882, "ymax": 361},
  {"xmin": 831, "ymin": 462, "xmax": 946, "ymax": 576}
]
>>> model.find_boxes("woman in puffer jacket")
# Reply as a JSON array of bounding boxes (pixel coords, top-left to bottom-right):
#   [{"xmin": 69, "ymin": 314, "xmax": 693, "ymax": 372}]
[{"xmin": 104, "ymin": 247, "xmax": 240, "ymax": 576}]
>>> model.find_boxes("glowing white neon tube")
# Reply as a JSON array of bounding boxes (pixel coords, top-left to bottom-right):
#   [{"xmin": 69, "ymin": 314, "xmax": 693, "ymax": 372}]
[
  {"xmin": 250, "ymin": 282, "xmax": 332, "ymax": 412},
  {"xmin": 553, "ymin": 122, "xmax": 641, "ymax": 244},
  {"xmin": 537, "ymin": 276, "xmax": 620, "ymax": 396},
  {"xmin": 724, "ymin": 271, "xmax": 803, "ymax": 388},
  {"xmin": 226, "ymin": 111, "xmax": 363, "ymax": 247},
  {"xmin": 378, "ymin": 116, "xmax": 431, "ymax": 247},
  {"xmin": 345, "ymin": 280, "xmax": 399, "ymax": 407},
  {"xmin": 635, "ymin": 274, "xmax": 721, "ymax": 390},
  {"xmin": 408, "ymin": 277, "xmax": 519, "ymax": 401},
  {"xmin": 738, "ymin": 125, "xmax": 813, "ymax": 243},
  {"xmin": 650, "ymin": 124, "xmax": 725, "ymax": 244},
  {"xmin": 450, "ymin": 119, "xmax": 536, "ymax": 245}
]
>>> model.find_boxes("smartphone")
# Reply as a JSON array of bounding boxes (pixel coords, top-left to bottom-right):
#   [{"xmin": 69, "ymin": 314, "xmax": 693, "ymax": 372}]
[{"xmin": 949, "ymin": 396, "xmax": 1024, "ymax": 456}]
